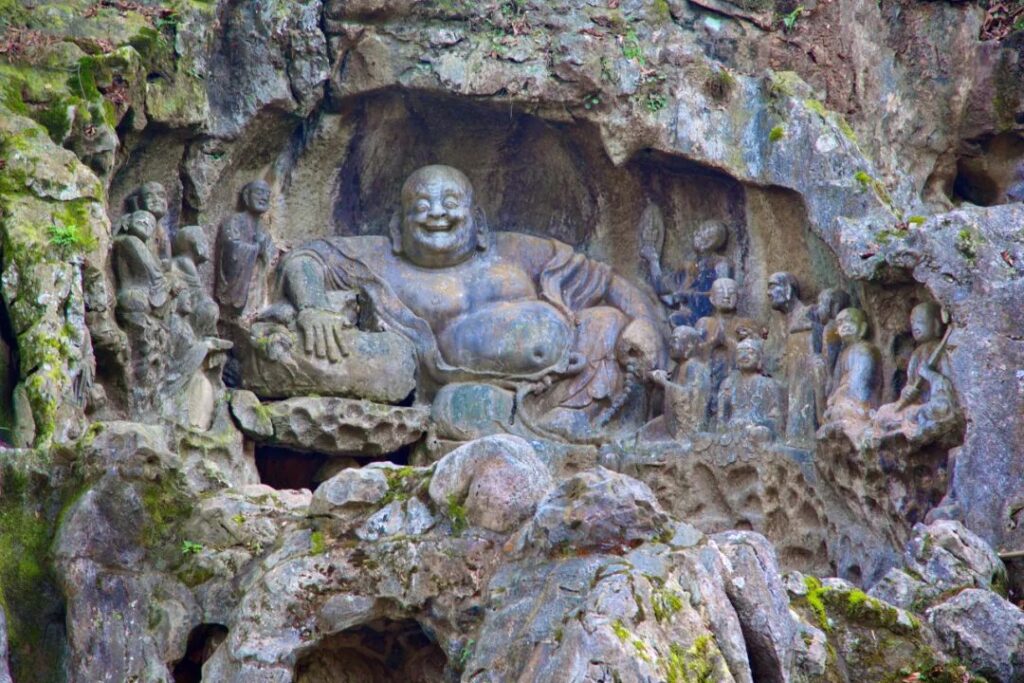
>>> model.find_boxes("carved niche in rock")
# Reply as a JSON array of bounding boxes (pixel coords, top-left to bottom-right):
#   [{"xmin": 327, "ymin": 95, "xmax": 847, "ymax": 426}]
[
  {"xmin": 868, "ymin": 302, "xmax": 961, "ymax": 450},
  {"xmin": 247, "ymin": 165, "xmax": 667, "ymax": 445},
  {"xmin": 641, "ymin": 213, "xmax": 733, "ymax": 329}
]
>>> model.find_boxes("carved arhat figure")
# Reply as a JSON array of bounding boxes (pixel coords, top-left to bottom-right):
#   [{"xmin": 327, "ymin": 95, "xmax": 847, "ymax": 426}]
[
  {"xmin": 718, "ymin": 336, "xmax": 785, "ymax": 441},
  {"xmin": 216, "ymin": 180, "xmax": 274, "ymax": 314},
  {"xmin": 767, "ymin": 271, "xmax": 817, "ymax": 442},
  {"xmin": 871, "ymin": 302, "xmax": 958, "ymax": 446},
  {"xmin": 126, "ymin": 181, "xmax": 171, "ymax": 262},
  {"xmin": 822, "ymin": 307, "xmax": 881, "ymax": 428},
  {"xmin": 650, "ymin": 325, "xmax": 712, "ymax": 438}
]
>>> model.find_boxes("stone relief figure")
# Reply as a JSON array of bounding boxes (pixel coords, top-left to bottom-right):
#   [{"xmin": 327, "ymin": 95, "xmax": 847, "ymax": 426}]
[
  {"xmin": 810, "ymin": 287, "xmax": 851, "ymax": 423},
  {"xmin": 812, "ymin": 288, "xmax": 851, "ymax": 381},
  {"xmin": 767, "ymin": 271, "xmax": 818, "ymax": 444},
  {"xmin": 216, "ymin": 180, "xmax": 275, "ymax": 316},
  {"xmin": 113, "ymin": 211, "xmax": 169, "ymax": 318},
  {"xmin": 870, "ymin": 303, "xmax": 958, "ymax": 447},
  {"xmin": 113, "ymin": 209, "xmax": 170, "ymax": 411},
  {"xmin": 266, "ymin": 165, "xmax": 665, "ymax": 443},
  {"xmin": 125, "ymin": 181, "xmax": 172, "ymax": 264},
  {"xmin": 695, "ymin": 276, "xmax": 740, "ymax": 419},
  {"xmin": 642, "ymin": 220, "xmax": 733, "ymax": 328},
  {"xmin": 819, "ymin": 308, "xmax": 882, "ymax": 442},
  {"xmin": 717, "ymin": 337, "xmax": 786, "ymax": 442},
  {"xmin": 171, "ymin": 225, "xmax": 219, "ymax": 339},
  {"xmin": 650, "ymin": 325, "xmax": 712, "ymax": 438}
]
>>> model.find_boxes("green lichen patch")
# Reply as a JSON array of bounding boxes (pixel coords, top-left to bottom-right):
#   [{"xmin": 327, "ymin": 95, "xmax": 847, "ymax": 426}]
[
  {"xmin": 955, "ymin": 227, "xmax": 982, "ymax": 262},
  {"xmin": 446, "ymin": 493, "xmax": 469, "ymax": 535},
  {"xmin": 0, "ymin": 448, "xmax": 78, "ymax": 682},
  {"xmin": 664, "ymin": 635, "xmax": 728, "ymax": 683},
  {"xmin": 310, "ymin": 530, "xmax": 327, "ymax": 555},
  {"xmin": 382, "ymin": 465, "xmax": 425, "ymax": 505},
  {"xmin": 768, "ymin": 124, "xmax": 785, "ymax": 142},
  {"xmin": 854, "ymin": 170, "xmax": 900, "ymax": 218},
  {"xmin": 140, "ymin": 472, "xmax": 195, "ymax": 567},
  {"xmin": 651, "ymin": 586, "xmax": 684, "ymax": 623},
  {"xmin": 789, "ymin": 576, "xmax": 970, "ymax": 682}
]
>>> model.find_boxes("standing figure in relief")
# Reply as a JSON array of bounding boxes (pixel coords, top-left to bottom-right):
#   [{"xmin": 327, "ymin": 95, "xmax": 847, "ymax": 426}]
[
  {"xmin": 650, "ymin": 325, "xmax": 712, "ymax": 438},
  {"xmin": 767, "ymin": 271, "xmax": 817, "ymax": 443},
  {"xmin": 821, "ymin": 308, "xmax": 882, "ymax": 431},
  {"xmin": 717, "ymin": 337, "xmax": 786, "ymax": 442},
  {"xmin": 172, "ymin": 225, "xmax": 219, "ymax": 339},
  {"xmin": 810, "ymin": 287, "xmax": 851, "ymax": 422},
  {"xmin": 641, "ymin": 219, "xmax": 732, "ymax": 328},
  {"xmin": 113, "ymin": 210, "xmax": 170, "ymax": 411},
  {"xmin": 216, "ymin": 180, "xmax": 275, "ymax": 316},
  {"xmin": 125, "ymin": 181, "xmax": 172, "ymax": 265},
  {"xmin": 696, "ymin": 277, "xmax": 740, "ymax": 423},
  {"xmin": 871, "ymin": 302, "xmax": 958, "ymax": 445}
]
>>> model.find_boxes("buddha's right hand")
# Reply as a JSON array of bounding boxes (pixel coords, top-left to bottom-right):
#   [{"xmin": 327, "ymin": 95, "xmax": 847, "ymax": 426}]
[{"xmin": 297, "ymin": 308, "xmax": 349, "ymax": 362}]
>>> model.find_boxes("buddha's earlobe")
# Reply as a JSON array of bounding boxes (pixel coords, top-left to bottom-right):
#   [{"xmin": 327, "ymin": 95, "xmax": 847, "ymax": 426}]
[
  {"xmin": 475, "ymin": 205, "xmax": 490, "ymax": 251},
  {"xmin": 389, "ymin": 212, "xmax": 403, "ymax": 254}
]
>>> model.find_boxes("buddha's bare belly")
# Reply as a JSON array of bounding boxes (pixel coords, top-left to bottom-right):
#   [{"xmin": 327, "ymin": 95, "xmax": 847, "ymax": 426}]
[{"xmin": 437, "ymin": 300, "xmax": 572, "ymax": 375}]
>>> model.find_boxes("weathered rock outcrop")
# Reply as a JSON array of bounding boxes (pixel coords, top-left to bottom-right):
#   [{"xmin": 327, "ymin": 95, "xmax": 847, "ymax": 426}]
[{"xmin": 1, "ymin": 0, "xmax": 1023, "ymax": 680}]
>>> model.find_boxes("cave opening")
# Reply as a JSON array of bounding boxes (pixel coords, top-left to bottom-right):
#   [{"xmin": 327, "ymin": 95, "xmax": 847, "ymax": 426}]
[
  {"xmin": 294, "ymin": 618, "xmax": 448, "ymax": 683},
  {"xmin": 254, "ymin": 444, "xmax": 415, "ymax": 491},
  {"xmin": 171, "ymin": 623, "xmax": 228, "ymax": 682},
  {"xmin": 951, "ymin": 132, "xmax": 1024, "ymax": 206}
]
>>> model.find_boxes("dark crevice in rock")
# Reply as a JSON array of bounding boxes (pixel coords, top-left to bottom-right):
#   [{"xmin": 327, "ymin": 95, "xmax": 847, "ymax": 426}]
[
  {"xmin": 255, "ymin": 445, "xmax": 332, "ymax": 491},
  {"xmin": 0, "ymin": 296, "xmax": 18, "ymax": 445},
  {"xmin": 172, "ymin": 623, "xmax": 228, "ymax": 682},
  {"xmin": 951, "ymin": 133, "xmax": 1024, "ymax": 206},
  {"xmin": 294, "ymin": 618, "xmax": 448, "ymax": 683},
  {"xmin": 255, "ymin": 444, "xmax": 416, "ymax": 491}
]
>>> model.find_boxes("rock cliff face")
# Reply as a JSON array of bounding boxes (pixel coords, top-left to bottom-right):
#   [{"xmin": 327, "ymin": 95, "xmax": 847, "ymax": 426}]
[{"xmin": 1, "ymin": 0, "xmax": 1023, "ymax": 681}]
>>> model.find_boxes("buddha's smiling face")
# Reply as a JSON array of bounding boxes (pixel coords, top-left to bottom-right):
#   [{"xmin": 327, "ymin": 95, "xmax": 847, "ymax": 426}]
[{"xmin": 401, "ymin": 166, "xmax": 477, "ymax": 268}]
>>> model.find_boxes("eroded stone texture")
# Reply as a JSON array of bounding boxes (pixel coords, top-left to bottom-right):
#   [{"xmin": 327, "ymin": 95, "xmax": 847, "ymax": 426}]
[
  {"xmin": 238, "ymin": 396, "xmax": 429, "ymax": 457},
  {"xmin": 870, "ymin": 520, "xmax": 1007, "ymax": 612},
  {"xmin": 4, "ymin": 0, "xmax": 1024, "ymax": 680},
  {"xmin": 928, "ymin": 589, "xmax": 1024, "ymax": 683}
]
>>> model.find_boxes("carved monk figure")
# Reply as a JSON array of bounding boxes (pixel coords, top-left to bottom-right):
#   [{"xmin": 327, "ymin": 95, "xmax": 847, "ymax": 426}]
[
  {"xmin": 643, "ymin": 220, "xmax": 732, "ymax": 328},
  {"xmin": 114, "ymin": 210, "xmax": 170, "ymax": 411},
  {"xmin": 695, "ymin": 277, "xmax": 739, "ymax": 420},
  {"xmin": 717, "ymin": 337, "xmax": 785, "ymax": 442},
  {"xmin": 113, "ymin": 211, "xmax": 169, "ymax": 318},
  {"xmin": 171, "ymin": 225, "xmax": 219, "ymax": 338},
  {"xmin": 768, "ymin": 271, "xmax": 817, "ymax": 443},
  {"xmin": 650, "ymin": 325, "xmax": 712, "ymax": 437},
  {"xmin": 810, "ymin": 287, "xmax": 851, "ymax": 421},
  {"xmin": 872, "ymin": 302, "xmax": 957, "ymax": 445},
  {"xmin": 274, "ymin": 165, "xmax": 665, "ymax": 440},
  {"xmin": 126, "ymin": 181, "xmax": 171, "ymax": 263},
  {"xmin": 822, "ymin": 308, "xmax": 881, "ymax": 427},
  {"xmin": 216, "ymin": 180, "xmax": 275, "ymax": 314}
]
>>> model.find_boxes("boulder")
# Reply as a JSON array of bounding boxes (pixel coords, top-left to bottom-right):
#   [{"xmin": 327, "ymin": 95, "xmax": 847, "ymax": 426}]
[
  {"xmin": 870, "ymin": 520, "xmax": 1007, "ymax": 610},
  {"xmin": 515, "ymin": 467, "xmax": 672, "ymax": 557},
  {"xmin": 928, "ymin": 589, "xmax": 1024, "ymax": 682},
  {"xmin": 713, "ymin": 530, "xmax": 798, "ymax": 683},
  {"xmin": 428, "ymin": 435, "xmax": 553, "ymax": 533}
]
